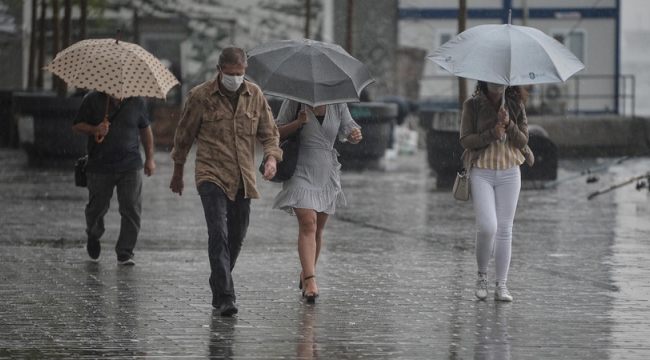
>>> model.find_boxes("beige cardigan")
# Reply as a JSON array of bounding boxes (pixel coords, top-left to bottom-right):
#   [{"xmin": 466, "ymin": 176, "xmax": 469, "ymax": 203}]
[{"xmin": 459, "ymin": 92, "xmax": 534, "ymax": 170}]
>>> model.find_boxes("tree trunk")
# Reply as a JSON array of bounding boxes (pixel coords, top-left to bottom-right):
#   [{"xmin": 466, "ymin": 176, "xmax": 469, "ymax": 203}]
[
  {"xmin": 305, "ymin": 0, "xmax": 311, "ymax": 39},
  {"xmin": 63, "ymin": 0, "xmax": 71, "ymax": 48},
  {"xmin": 457, "ymin": 0, "xmax": 467, "ymax": 110},
  {"xmin": 27, "ymin": 0, "xmax": 38, "ymax": 89},
  {"xmin": 52, "ymin": 0, "xmax": 61, "ymax": 93},
  {"xmin": 36, "ymin": 0, "xmax": 46, "ymax": 89},
  {"xmin": 57, "ymin": 0, "xmax": 72, "ymax": 97},
  {"xmin": 133, "ymin": 8, "xmax": 140, "ymax": 44},
  {"xmin": 80, "ymin": 0, "xmax": 88, "ymax": 40}
]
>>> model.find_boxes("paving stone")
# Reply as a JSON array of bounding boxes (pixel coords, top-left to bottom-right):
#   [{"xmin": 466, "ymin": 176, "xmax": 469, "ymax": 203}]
[{"xmin": 1, "ymin": 148, "xmax": 650, "ymax": 358}]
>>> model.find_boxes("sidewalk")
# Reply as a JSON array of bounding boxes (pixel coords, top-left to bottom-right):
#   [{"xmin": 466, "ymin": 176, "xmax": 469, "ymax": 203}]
[{"xmin": 1, "ymin": 147, "xmax": 650, "ymax": 359}]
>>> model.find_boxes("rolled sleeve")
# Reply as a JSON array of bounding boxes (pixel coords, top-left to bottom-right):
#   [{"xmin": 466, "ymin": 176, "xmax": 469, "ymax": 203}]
[
  {"xmin": 337, "ymin": 103, "xmax": 360, "ymax": 142},
  {"xmin": 170, "ymin": 90, "xmax": 202, "ymax": 165},
  {"xmin": 257, "ymin": 102, "xmax": 283, "ymax": 162}
]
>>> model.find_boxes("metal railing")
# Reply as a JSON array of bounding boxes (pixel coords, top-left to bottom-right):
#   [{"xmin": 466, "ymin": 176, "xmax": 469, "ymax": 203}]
[{"xmin": 418, "ymin": 74, "xmax": 636, "ymax": 117}]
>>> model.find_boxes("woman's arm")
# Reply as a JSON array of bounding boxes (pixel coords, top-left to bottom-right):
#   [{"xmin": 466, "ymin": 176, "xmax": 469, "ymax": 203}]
[
  {"xmin": 459, "ymin": 98, "xmax": 501, "ymax": 150},
  {"xmin": 276, "ymin": 100, "xmax": 307, "ymax": 140}
]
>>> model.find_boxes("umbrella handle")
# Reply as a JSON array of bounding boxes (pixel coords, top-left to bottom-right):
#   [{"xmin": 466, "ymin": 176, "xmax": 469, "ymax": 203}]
[
  {"xmin": 94, "ymin": 95, "xmax": 111, "ymax": 144},
  {"xmin": 499, "ymin": 92, "xmax": 507, "ymax": 143},
  {"xmin": 94, "ymin": 117, "xmax": 109, "ymax": 143}
]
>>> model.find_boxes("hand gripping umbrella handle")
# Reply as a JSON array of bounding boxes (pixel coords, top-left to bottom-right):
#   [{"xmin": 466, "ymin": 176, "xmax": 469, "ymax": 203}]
[
  {"xmin": 94, "ymin": 95, "xmax": 110, "ymax": 143},
  {"xmin": 499, "ymin": 92, "xmax": 507, "ymax": 143}
]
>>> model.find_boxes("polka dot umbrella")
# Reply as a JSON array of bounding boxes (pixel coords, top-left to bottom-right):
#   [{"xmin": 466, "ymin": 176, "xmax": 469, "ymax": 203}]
[{"xmin": 43, "ymin": 34, "xmax": 180, "ymax": 101}]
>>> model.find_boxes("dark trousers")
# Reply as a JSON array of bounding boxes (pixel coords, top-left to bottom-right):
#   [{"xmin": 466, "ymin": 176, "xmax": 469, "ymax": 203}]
[
  {"xmin": 198, "ymin": 182, "xmax": 250, "ymax": 304},
  {"xmin": 85, "ymin": 170, "xmax": 142, "ymax": 261}
]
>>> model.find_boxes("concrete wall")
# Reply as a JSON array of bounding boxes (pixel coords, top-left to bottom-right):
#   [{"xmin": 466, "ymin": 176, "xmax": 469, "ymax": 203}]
[
  {"xmin": 529, "ymin": 115, "xmax": 650, "ymax": 157},
  {"xmin": 0, "ymin": 0, "xmax": 24, "ymax": 90},
  {"xmin": 333, "ymin": 0, "xmax": 398, "ymax": 100}
]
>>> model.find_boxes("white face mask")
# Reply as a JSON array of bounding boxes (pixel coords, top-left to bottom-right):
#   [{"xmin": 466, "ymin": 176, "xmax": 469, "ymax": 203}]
[
  {"xmin": 221, "ymin": 74, "xmax": 244, "ymax": 92},
  {"xmin": 487, "ymin": 82, "xmax": 506, "ymax": 94}
]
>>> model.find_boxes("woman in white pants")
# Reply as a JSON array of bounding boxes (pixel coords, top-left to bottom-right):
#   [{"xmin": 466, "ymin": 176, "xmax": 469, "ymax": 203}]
[{"xmin": 459, "ymin": 81, "xmax": 535, "ymax": 301}]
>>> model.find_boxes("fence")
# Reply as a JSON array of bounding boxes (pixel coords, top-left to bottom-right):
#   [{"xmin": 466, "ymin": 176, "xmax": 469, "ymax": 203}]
[{"xmin": 419, "ymin": 74, "xmax": 636, "ymax": 117}]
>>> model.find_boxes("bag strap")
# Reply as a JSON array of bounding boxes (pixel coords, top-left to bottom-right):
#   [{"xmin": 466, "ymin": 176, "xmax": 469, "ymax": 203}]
[{"xmin": 290, "ymin": 102, "xmax": 303, "ymax": 137}]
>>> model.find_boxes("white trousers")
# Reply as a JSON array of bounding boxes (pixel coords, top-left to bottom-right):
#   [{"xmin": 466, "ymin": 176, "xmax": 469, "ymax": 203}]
[{"xmin": 470, "ymin": 166, "xmax": 521, "ymax": 284}]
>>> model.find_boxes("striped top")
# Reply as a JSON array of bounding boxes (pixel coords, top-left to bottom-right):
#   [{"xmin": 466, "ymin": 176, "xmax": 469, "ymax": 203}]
[{"xmin": 473, "ymin": 137, "xmax": 525, "ymax": 169}]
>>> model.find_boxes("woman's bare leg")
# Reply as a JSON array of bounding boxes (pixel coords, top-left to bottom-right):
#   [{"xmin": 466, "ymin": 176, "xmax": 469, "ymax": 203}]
[
  {"xmin": 295, "ymin": 208, "xmax": 318, "ymax": 296},
  {"xmin": 314, "ymin": 212, "xmax": 329, "ymax": 267}
]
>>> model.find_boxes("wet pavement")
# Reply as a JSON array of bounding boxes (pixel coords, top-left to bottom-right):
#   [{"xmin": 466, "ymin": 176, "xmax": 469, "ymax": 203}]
[{"xmin": 1, "ymin": 146, "xmax": 650, "ymax": 359}]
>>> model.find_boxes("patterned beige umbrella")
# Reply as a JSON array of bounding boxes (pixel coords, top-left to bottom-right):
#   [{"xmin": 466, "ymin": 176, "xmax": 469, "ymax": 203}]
[{"xmin": 43, "ymin": 36, "xmax": 179, "ymax": 100}]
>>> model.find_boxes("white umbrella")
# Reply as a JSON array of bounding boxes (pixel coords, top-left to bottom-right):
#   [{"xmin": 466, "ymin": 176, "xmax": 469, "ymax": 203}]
[
  {"xmin": 246, "ymin": 38, "xmax": 374, "ymax": 107},
  {"xmin": 427, "ymin": 17, "xmax": 585, "ymax": 86}
]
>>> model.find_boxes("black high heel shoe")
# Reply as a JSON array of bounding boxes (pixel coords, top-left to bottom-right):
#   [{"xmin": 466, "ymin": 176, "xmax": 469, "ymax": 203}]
[
  {"xmin": 299, "ymin": 271, "xmax": 303, "ymax": 290},
  {"xmin": 301, "ymin": 275, "xmax": 319, "ymax": 303}
]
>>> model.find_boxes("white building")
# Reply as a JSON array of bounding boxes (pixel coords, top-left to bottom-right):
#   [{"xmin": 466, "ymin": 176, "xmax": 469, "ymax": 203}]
[{"xmin": 398, "ymin": 0, "xmax": 627, "ymax": 115}]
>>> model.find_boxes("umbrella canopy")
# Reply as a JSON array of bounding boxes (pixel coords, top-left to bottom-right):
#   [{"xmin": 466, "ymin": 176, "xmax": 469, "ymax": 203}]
[
  {"xmin": 246, "ymin": 38, "xmax": 375, "ymax": 107},
  {"xmin": 44, "ymin": 37, "xmax": 180, "ymax": 100},
  {"xmin": 427, "ymin": 23, "xmax": 585, "ymax": 86}
]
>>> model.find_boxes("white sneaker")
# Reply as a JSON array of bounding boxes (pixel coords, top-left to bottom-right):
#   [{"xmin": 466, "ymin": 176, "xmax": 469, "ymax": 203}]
[
  {"xmin": 474, "ymin": 273, "xmax": 488, "ymax": 300},
  {"xmin": 494, "ymin": 283, "xmax": 513, "ymax": 301}
]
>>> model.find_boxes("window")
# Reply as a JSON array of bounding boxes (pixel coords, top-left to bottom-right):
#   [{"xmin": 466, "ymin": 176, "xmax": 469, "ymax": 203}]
[
  {"xmin": 551, "ymin": 29, "xmax": 586, "ymax": 64},
  {"xmin": 434, "ymin": 30, "xmax": 456, "ymax": 74}
]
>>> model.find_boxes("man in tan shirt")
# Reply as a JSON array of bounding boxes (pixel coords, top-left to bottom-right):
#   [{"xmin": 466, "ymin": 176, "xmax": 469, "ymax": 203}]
[{"xmin": 169, "ymin": 47, "xmax": 282, "ymax": 316}]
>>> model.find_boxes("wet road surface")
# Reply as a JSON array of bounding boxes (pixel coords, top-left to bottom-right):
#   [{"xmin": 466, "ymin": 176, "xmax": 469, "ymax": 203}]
[{"xmin": 1, "ymin": 147, "xmax": 649, "ymax": 359}]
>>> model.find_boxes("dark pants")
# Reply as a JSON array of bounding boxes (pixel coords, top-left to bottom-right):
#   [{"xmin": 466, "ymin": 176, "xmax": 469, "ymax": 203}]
[
  {"xmin": 85, "ymin": 170, "xmax": 142, "ymax": 261},
  {"xmin": 198, "ymin": 182, "xmax": 250, "ymax": 304}
]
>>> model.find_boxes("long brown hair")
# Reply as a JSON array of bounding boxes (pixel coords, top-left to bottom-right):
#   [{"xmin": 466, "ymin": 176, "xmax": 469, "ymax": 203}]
[{"xmin": 473, "ymin": 81, "xmax": 529, "ymax": 104}]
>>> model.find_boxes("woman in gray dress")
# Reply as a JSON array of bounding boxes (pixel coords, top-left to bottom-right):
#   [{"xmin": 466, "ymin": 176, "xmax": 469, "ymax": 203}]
[{"xmin": 273, "ymin": 99, "xmax": 363, "ymax": 302}]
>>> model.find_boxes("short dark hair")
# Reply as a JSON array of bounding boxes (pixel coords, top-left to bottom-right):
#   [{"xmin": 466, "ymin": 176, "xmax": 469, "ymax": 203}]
[{"xmin": 218, "ymin": 47, "xmax": 247, "ymax": 67}]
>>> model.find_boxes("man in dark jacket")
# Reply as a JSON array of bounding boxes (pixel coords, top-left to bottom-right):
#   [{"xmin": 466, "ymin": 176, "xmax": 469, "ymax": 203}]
[{"xmin": 73, "ymin": 91, "xmax": 155, "ymax": 265}]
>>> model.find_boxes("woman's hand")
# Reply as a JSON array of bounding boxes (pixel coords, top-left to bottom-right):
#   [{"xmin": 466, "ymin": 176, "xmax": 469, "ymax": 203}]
[
  {"xmin": 347, "ymin": 128, "xmax": 363, "ymax": 144},
  {"xmin": 296, "ymin": 109, "xmax": 308, "ymax": 125},
  {"xmin": 494, "ymin": 107, "xmax": 509, "ymax": 139},
  {"xmin": 497, "ymin": 107, "xmax": 509, "ymax": 126}
]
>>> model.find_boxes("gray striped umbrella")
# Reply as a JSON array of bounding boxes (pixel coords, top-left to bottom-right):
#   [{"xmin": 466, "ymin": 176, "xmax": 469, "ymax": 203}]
[{"xmin": 246, "ymin": 38, "xmax": 374, "ymax": 107}]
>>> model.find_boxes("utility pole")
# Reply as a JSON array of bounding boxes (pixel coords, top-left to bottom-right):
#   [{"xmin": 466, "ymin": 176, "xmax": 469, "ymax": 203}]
[
  {"xmin": 346, "ymin": 0, "xmax": 354, "ymax": 55},
  {"xmin": 458, "ymin": 0, "xmax": 467, "ymax": 109},
  {"xmin": 27, "ymin": 0, "xmax": 37, "ymax": 89}
]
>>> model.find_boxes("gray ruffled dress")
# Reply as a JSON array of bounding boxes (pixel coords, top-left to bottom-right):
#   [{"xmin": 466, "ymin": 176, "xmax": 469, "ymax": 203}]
[{"xmin": 272, "ymin": 99, "xmax": 360, "ymax": 215}]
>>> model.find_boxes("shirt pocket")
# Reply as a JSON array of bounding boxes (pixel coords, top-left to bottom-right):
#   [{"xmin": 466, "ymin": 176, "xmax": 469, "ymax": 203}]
[
  {"xmin": 242, "ymin": 110, "xmax": 259, "ymax": 135},
  {"xmin": 203, "ymin": 110, "xmax": 228, "ymax": 138}
]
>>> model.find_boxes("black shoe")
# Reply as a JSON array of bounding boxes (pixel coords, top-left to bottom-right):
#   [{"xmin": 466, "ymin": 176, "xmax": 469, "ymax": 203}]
[
  {"xmin": 219, "ymin": 300, "xmax": 238, "ymax": 317},
  {"xmin": 302, "ymin": 275, "xmax": 319, "ymax": 303},
  {"xmin": 87, "ymin": 239, "xmax": 101, "ymax": 260},
  {"xmin": 118, "ymin": 258, "xmax": 136, "ymax": 266}
]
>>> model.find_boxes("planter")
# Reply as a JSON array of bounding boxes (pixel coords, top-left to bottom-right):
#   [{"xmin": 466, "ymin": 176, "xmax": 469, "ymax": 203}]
[
  {"xmin": 0, "ymin": 90, "xmax": 19, "ymax": 148},
  {"xmin": 334, "ymin": 102, "xmax": 397, "ymax": 170},
  {"xmin": 419, "ymin": 108, "xmax": 557, "ymax": 188},
  {"xmin": 13, "ymin": 91, "xmax": 86, "ymax": 166},
  {"xmin": 266, "ymin": 98, "xmax": 397, "ymax": 170},
  {"xmin": 150, "ymin": 103, "xmax": 182, "ymax": 150},
  {"xmin": 419, "ymin": 108, "xmax": 464, "ymax": 187}
]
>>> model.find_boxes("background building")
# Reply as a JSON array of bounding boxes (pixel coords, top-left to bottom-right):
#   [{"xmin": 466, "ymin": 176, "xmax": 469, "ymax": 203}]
[{"xmin": 398, "ymin": 0, "xmax": 626, "ymax": 115}]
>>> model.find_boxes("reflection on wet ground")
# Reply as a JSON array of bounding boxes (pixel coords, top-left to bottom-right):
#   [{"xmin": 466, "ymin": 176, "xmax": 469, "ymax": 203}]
[{"xmin": 1, "ymin": 148, "xmax": 650, "ymax": 358}]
